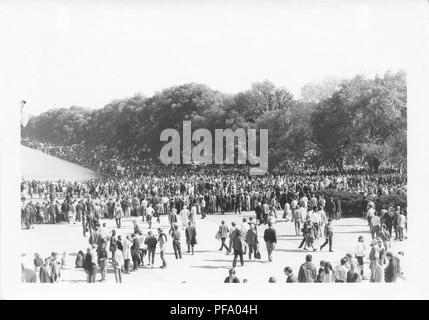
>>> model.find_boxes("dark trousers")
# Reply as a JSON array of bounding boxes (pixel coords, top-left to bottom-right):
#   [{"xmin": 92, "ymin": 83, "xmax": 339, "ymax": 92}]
[
  {"xmin": 394, "ymin": 225, "xmax": 400, "ymax": 239},
  {"xmin": 115, "ymin": 218, "xmax": 121, "ymax": 228},
  {"xmin": 187, "ymin": 243, "xmax": 194, "ymax": 254},
  {"xmin": 124, "ymin": 259, "xmax": 130, "ymax": 273},
  {"xmin": 148, "ymin": 248, "xmax": 156, "ymax": 265},
  {"xmin": 132, "ymin": 256, "xmax": 139, "ymax": 270},
  {"xmin": 386, "ymin": 224, "xmax": 393, "ymax": 236},
  {"xmin": 82, "ymin": 222, "xmax": 87, "ymax": 237},
  {"xmin": 248, "ymin": 244, "xmax": 257, "ymax": 259},
  {"xmin": 298, "ymin": 236, "xmax": 307, "ymax": 248},
  {"xmin": 233, "ymin": 249, "xmax": 244, "ymax": 267},
  {"xmin": 320, "ymin": 237, "xmax": 333, "ymax": 251},
  {"xmin": 219, "ymin": 238, "xmax": 228, "ymax": 251},
  {"xmin": 173, "ymin": 240, "xmax": 182, "ymax": 259}
]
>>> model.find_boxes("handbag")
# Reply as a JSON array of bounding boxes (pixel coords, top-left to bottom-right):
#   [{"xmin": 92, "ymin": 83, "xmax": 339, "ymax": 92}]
[
  {"xmin": 215, "ymin": 231, "xmax": 221, "ymax": 240},
  {"xmin": 255, "ymin": 250, "xmax": 261, "ymax": 260}
]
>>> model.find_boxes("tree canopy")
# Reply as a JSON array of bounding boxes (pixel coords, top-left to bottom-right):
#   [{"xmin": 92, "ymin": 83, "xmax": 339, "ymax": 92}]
[{"xmin": 22, "ymin": 72, "xmax": 407, "ymax": 172}]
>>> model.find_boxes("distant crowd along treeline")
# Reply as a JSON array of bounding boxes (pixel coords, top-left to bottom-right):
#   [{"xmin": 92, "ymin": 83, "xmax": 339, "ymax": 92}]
[{"xmin": 22, "ymin": 71, "xmax": 406, "ymax": 173}]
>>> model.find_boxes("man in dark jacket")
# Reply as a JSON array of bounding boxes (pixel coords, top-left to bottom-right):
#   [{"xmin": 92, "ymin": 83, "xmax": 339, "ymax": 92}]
[
  {"xmin": 298, "ymin": 254, "xmax": 317, "ymax": 282},
  {"xmin": 255, "ymin": 202, "xmax": 262, "ymax": 225},
  {"xmin": 231, "ymin": 229, "xmax": 245, "ymax": 268},
  {"xmin": 39, "ymin": 258, "xmax": 52, "ymax": 283},
  {"xmin": 335, "ymin": 197, "xmax": 342, "ymax": 220},
  {"xmin": 185, "ymin": 221, "xmax": 197, "ymax": 254},
  {"xmin": 325, "ymin": 197, "xmax": 336, "ymax": 220},
  {"xmin": 263, "ymin": 222, "xmax": 277, "ymax": 262},
  {"xmin": 245, "ymin": 224, "xmax": 258, "ymax": 260},
  {"xmin": 131, "ymin": 234, "xmax": 140, "ymax": 271},
  {"xmin": 76, "ymin": 200, "xmax": 85, "ymax": 223}
]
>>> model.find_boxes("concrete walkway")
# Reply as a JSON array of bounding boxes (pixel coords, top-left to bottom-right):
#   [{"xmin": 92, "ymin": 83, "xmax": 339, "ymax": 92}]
[{"xmin": 21, "ymin": 212, "xmax": 407, "ymax": 284}]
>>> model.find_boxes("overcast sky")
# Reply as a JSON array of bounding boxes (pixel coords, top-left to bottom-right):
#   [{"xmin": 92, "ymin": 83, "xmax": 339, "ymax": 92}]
[{"xmin": 0, "ymin": 0, "xmax": 424, "ymax": 115}]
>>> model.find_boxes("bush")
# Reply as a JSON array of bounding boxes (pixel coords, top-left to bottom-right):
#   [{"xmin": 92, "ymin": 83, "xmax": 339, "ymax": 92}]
[
  {"xmin": 314, "ymin": 189, "xmax": 407, "ymax": 217},
  {"xmin": 375, "ymin": 193, "xmax": 407, "ymax": 213}
]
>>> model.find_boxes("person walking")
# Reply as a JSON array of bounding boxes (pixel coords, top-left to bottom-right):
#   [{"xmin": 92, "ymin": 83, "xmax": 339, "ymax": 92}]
[
  {"xmin": 83, "ymin": 247, "xmax": 95, "ymax": 283},
  {"xmin": 111, "ymin": 244, "xmax": 124, "ymax": 283},
  {"xmin": 122, "ymin": 235, "xmax": 132, "ymax": 274},
  {"xmin": 231, "ymin": 229, "xmax": 245, "ymax": 268},
  {"xmin": 263, "ymin": 222, "xmax": 277, "ymax": 262},
  {"xmin": 218, "ymin": 220, "xmax": 229, "ymax": 252},
  {"xmin": 245, "ymin": 223, "xmax": 258, "ymax": 260},
  {"xmin": 240, "ymin": 218, "xmax": 250, "ymax": 255},
  {"xmin": 180, "ymin": 205, "xmax": 190, "ymax": 229},
  {"xmin": 354, "ymin": 236, "xmax": 366, "ymax": 278},
  {"xmin": 185, "ymin": 221, "xmax": 197, "ymax": 254},
  {"xmin": 158, "ymin": 228, "xmax": 168, "ymax": 268},
  {"xmin": 115, "ymin": 203, "xmax": 122, "ymax": 229},
  {"xmin": 131, "ymin": 233, "xmax": 141, "ymax": 271},
  {"xmin": 335, "ymin": 197, "xmax": 342, "ymax": 220},
  {"xmin": 97, "ymin": 242, "xmax": 108, "ymax": 282},
  {"xmin": 371, "ymin": 213, "xmax": 381, "ymax": 239},
  {"xmin": 171, "ymin": 223, "xmax": 182, "ymax": 259},
  {"xmin": 298, "ymin": 219, "xmax": 311, "ymax": 250},
  {"xmin": 320, "ymin": 218, "xmax": 334, "ymax": 252},
  {"xmin": 145, "ymin": 231, "xmax": 158, "ymax": 268},
  {"xmin": 227, "ymin": 222, "xmax": 237, "ymax": 255}
]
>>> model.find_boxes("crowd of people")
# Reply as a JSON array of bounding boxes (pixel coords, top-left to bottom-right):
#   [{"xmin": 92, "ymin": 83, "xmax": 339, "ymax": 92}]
[
  {"xmin": 20, "ymin": 139, "xmax": 407, "ymax": 284},
  {"xmin": 21, "ymin": 192, "xmax": 406, "ymax": 284}
]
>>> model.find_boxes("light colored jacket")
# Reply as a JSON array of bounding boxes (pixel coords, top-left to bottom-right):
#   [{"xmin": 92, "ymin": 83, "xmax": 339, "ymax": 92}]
[
  {"xmin": 122, "ymin": 239, "xmax": 132, "ymax": 260},
  {"xmin": 113, "ymin": 250, "xmax": 124, "ymax": 268},
  {"xmin": 219, "ymin": 224, "xmax": 229, "ymax": 238}
]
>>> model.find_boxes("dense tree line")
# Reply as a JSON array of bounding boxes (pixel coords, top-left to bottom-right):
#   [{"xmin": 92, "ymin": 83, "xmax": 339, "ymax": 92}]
[{"xmin": 22, "ymin": 71, "xmax": 407, "ymax": 173}]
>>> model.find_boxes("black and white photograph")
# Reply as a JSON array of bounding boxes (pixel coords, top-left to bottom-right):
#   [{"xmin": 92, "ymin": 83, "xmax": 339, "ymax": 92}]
[{"xmin": 1, "ymin": 0, "xmax": 429, "ymax": 301}]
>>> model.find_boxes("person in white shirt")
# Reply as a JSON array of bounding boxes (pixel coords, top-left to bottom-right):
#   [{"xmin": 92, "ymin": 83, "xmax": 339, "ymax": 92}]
[
  {"xmin": 299, "ymin": 206, "xmax": 308, "ymax": 223},
  {"xmin": 371, "ymin": 213, "xmax": 381, "ymax": 239},
  {"xmin": 312, "ymin": 209, "xmax": 321, "ymax": 239},
  {"xmin": 190, "ymin": 204, "xmax": 197, "ymax": 225},
  {"xmin": 283, "ymin": 203, "xmax": 291, "ymax": 220},
  {"xmin": 240, "ymin": 218, "xmax": 250, "ymax": 254},
  {"xmin": 180, "ymin": 205, "xmax": 190, "ymax": 229},
  {"xmin": 354, "ymin": 236, "xmax": 366, "ymax": 277},
  {"xmin": 366, "ymin": 202, "xmax": 375, "ymax": 224},
  {"xmin": 162, "ymin": 195, "xmax": 169, "ymax": 215},
  {"xmin": 141, "ymin": 198, "xmax": 148, "ymax": 222},
  {"xmin": 318, "ymin": 207, "xmax": 327, "ymax": 237},
  {"xmin": 146, "ymin": 204, "xmax": 154, "ymax": 229}
]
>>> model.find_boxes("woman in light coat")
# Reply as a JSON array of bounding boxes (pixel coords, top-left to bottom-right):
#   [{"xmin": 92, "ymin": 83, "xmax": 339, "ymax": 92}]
[
  {"xmin": 112, "ymin": 244, "xmax": 124, "ymax": 283},
  {"xmin": 122, "ymin": 235, "xmax": 132, "ymax": 274}
]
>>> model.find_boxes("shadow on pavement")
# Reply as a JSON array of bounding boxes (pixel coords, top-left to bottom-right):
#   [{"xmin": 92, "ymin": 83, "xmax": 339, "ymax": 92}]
[{"xmin": 189, "ymin": 265, "xmax": 230, "ymax": 269}]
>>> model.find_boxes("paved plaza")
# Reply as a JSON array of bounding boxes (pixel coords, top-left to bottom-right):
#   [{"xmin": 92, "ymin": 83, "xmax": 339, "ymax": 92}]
[{"xmin": 21, "ymin": 212, "xmax": 407, "ymax": 284}]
